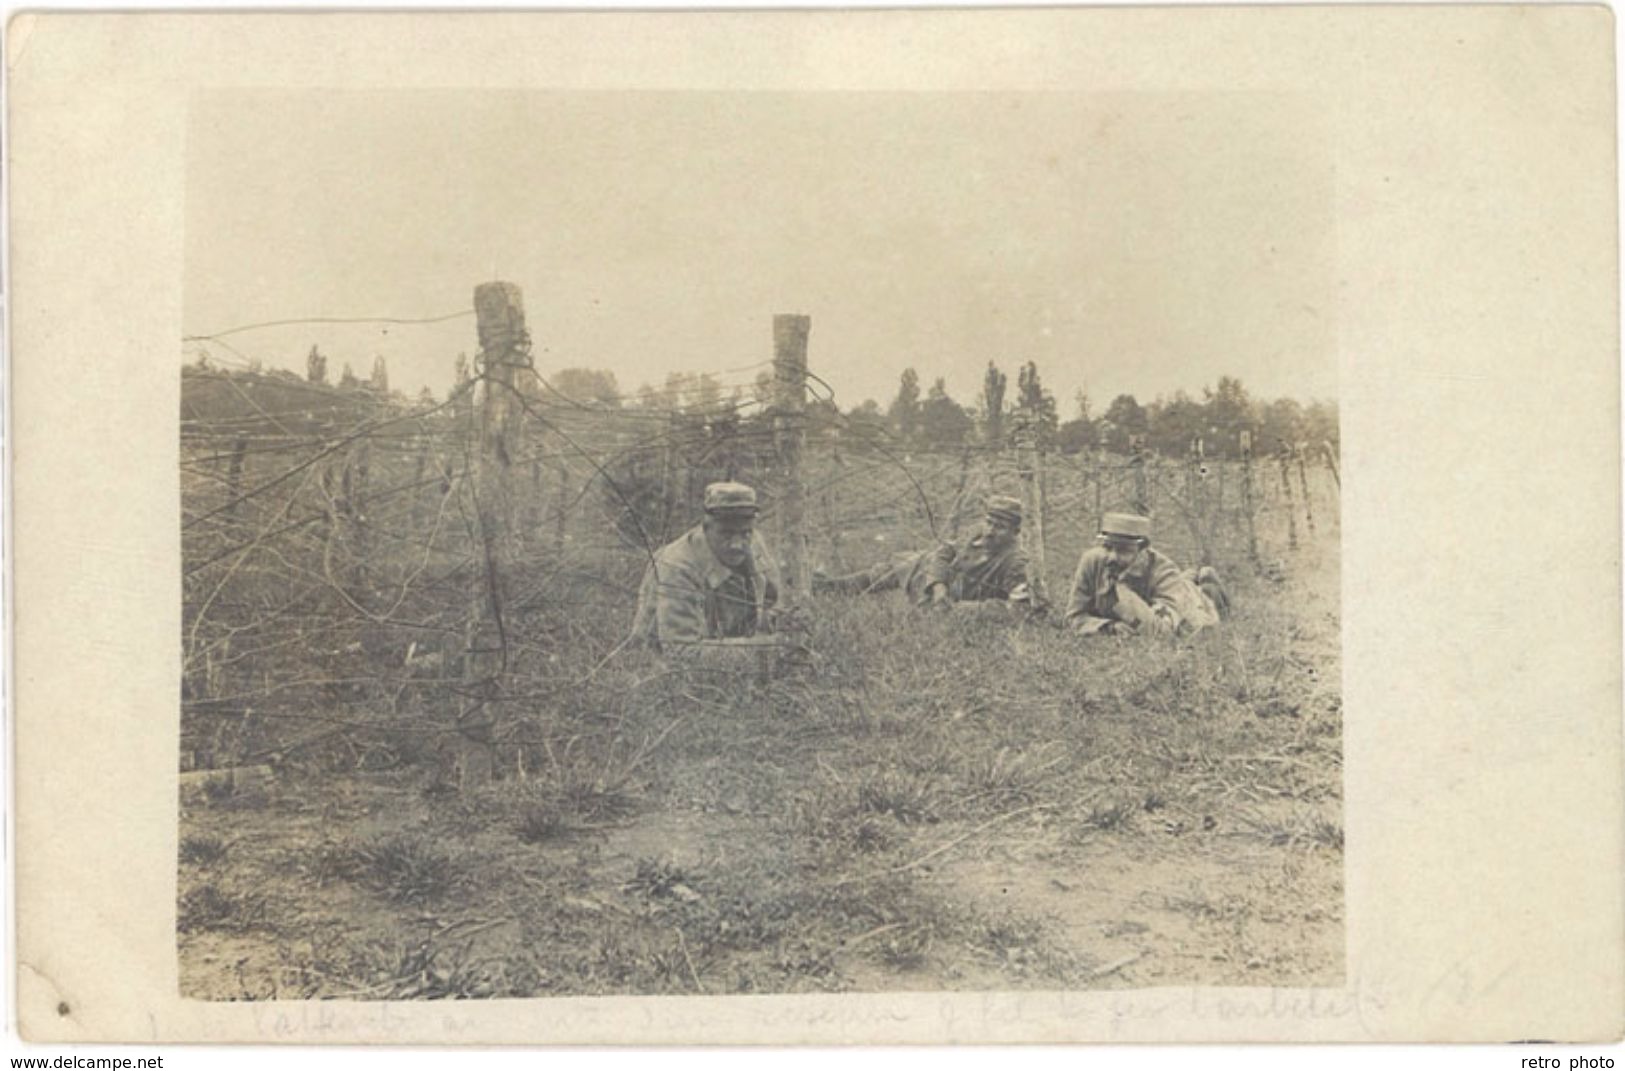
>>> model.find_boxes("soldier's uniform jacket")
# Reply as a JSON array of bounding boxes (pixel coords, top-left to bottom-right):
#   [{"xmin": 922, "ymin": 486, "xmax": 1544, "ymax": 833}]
[
  {"xmin": 1064, "ymin": 545, "xmax": 1218, "ymax": 636},
  {"xmin": 630, "ymin": 525, "xmax": 780, "ymax": 650},
  {"xmin": 908, "ymin": 528, "xmax": 1032, "ymax": 605}
]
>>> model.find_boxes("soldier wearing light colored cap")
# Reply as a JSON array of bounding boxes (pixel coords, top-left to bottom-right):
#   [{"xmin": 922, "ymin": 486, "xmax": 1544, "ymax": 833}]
[
  {"xmin": 629, "ymin": 481, "xmax": 784, "ymax": 653},
  {"xmin": 813, "ymin": 493, "xmax": 1037, "ymax": 611},
  {"xmin": 1064, "ymin": 512, "xmax": 1229, "ymax": 637}
]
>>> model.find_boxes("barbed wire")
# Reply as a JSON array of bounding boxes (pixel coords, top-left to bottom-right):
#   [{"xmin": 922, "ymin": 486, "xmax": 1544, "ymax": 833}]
[
  {"xmin": 180, "ymin": 345, "xmax": 1338, "ymax": 768},
  {"xmin": 184, "ymin": 309, "xmax": 476, "ymax": 342}
]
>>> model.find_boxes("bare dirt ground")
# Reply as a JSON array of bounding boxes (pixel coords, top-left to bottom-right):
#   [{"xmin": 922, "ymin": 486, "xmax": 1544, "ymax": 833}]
[{"xmin": 179, "ymin": 535, "xmax": 1342, "ymax": 999}]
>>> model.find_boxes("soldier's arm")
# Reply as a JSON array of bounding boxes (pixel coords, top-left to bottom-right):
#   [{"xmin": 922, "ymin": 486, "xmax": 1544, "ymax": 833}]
[
  {"xmin": 1064, "ymin": 551, "xmax": 1099, "ymax": 626},
  {"xmin": 651, "ymin": 560, "xmax": 711, "ymax": 649},
  {"xmin": 752, "ymin": 533, "xmax": 783, "ymax": 618},
  {"xmin": 1144, "ymin": 556, "xmax": 1192, "ymax": 635},
  {"xmin": 1004, "ymin": 546, "xmax": 1035, "ymax": 597}
]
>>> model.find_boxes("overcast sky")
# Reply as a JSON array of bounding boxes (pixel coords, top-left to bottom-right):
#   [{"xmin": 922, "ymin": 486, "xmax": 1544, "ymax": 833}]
[{"xmin": 185, "ymin": 89, "xmax": 1336, "ymax": 412}]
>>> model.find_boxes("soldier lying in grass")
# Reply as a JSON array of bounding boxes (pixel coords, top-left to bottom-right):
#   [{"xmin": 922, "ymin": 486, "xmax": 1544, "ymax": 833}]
[
  {"xmin": 812, "ymin": 494, "xmax": 1040, "ymax": 615},
  {"xmin": 629, "ymin": 482, "xmax": 809, "ymax": 665},
  {"xmin": 1064, "ymin": 512, "xmax": 1229, "ymax": 638}
]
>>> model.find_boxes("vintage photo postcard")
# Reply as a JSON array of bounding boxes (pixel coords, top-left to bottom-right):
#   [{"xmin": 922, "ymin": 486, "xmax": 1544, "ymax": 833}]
[{"xmin": 10, "ymin": 7, "xmax": 1622, "ymax": 1045}]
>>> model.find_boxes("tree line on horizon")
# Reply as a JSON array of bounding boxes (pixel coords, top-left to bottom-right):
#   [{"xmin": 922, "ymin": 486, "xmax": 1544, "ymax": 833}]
[
  {"xmin": 547, "ymin": 361, "xmax": 1338, "ymax": 461},
  {"xmin": 191, "ymin": 344, "xmax": 1337, "ymax": 461}
]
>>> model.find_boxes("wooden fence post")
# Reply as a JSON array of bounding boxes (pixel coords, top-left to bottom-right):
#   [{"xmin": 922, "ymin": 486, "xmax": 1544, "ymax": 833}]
[
  {"xmin": 1278, "ymin": 449, "xmax": 1299, "ymax": 552},
  {"xmin": 457, "ymin": 281, "xmax": 530, "ymax": 792},
  {"xmin": 1015, "ymin": 409, "xmax": 1051, "ymax": 606},
  {"xmin": 772, "ymin": 314, "xmax": 812, "ymax": 602},
  {"xmin": 1132, "ymin": 437, "xmax": 1150, "ymax": 516},
  {"xmin": 1093, "ymin": 444, "xmax": 1104, "ymax": 524},
  {"xmin": 1296, "ymin": 444, "xmax": 1317, "ymax": 536},
  {"xmin": 351, "ymin": 439, "xmax": 372, "ymax": 585},
  {"xmin": 412, "ymin": 430, "xmax": 432, "ymax": 525},
  {"xmin": 1240, "ymin": 431, "xmax": 1258, "ymax": 565},
  {"xmin": 225, "ymin": 435, "xmax": 248, "ymax": 519},
  {"xmin": 1322, "ymin": 440, "xmax": 1341, "ymax": 490},
  {"xmin": 659, "ymin": 411, "xmax": 680, "ymax": 545},
  {"xmin": 553, "ymin": 457, "xmax": 569, "ymax": 559}
]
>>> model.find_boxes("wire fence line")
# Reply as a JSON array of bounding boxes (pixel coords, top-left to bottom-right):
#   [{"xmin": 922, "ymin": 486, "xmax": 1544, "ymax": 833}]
[{"xmin": 180, "ymin": 297, "xmax": 1339, "ymax": 781}]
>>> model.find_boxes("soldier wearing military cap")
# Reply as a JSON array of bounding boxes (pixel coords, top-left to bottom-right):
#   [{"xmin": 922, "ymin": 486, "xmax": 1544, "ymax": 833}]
[
  {"xmin": 1064, "ymin": 512, "xmax": 1228, "ymax": 637},
  {"xmin": 813, "ymin": 494, "xmax": 1037, "ymax": 611},
  {"xmin": 629, "ymin": 482, "xmax": 784, "ymax": 653}
]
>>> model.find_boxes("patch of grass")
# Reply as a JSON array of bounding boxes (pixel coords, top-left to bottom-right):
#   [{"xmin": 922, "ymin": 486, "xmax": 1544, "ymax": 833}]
[
  {"xmin": 515, "ymin": 803, "xmax": 571, "ymax": 844},
  {"xmin": 178, "ymin": 882, "xmax": 266, "ymax": 934},
  {"xmin": 873, "ymin": 921, "xmax": 935, "ymax": 972},
  {"xmin": 1236, "ymin": 807, "xmax": 1344, "ymax": 852},
  {"xmin": 856, "ymin": 768, "xmax": 943, "ymax": 826},
  {"xmin": 355, "ymin": 939, "xmax": 548, "ymax": 1000},
  {"xmin": 624, "ymin": 857, "xmax": 702, "ymax": 902},
  {"xmin": 179, "ymin": 833, "xmax": 228, "ymax": 867},
  {"xmin": 1082, "ymin": 799, "xmax": 1137, "ymax": 834},
  {"xmin": 314, "ymin": 831, "xmax": 465, "ymax": 904},
  {"xmin": 964, "ymin": 744, "xmax": 1063, "ymax": 808}
]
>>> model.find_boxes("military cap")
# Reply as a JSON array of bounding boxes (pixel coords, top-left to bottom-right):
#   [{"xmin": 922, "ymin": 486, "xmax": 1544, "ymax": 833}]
[
  {"xmin": 703, "ymin": 481, "xmax": 759, "ymax": 516},
  {"xmin": 985, "ymin": 495, "xmax": 1023, "ymax": 526},
  {"xmin": 1100, "ymin": 511, "xmax": 1152, "ymax": 543}
]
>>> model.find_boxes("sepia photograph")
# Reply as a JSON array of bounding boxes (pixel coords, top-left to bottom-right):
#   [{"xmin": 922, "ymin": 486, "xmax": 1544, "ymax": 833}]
[
  {"xmin": 177, "ymin": 88, "xmax": 1343, "ymax": 1000},
  {"xmin": 12, "ymin": 3, "xmax": 1622, "ymax": 1048}
]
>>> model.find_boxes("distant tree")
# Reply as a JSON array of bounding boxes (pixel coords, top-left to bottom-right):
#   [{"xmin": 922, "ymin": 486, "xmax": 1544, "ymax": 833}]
[
  {"xmin": 633, "ymin": 383, "xmax": 661, "ymax": 410},
  {"xmin": 1057, "ymin": 389, "xmax": 1097, "ymax": 454},
  {"xmin": 548, "ymin": 367, "xmax": 622, "ymax": 407},
  {"xmin": 889, "ymin": 368, "xmax": 922, "ymax": 442},
  {"xmin": 807, "ymin": 396, "xmax": 842, "ymax": 442},
  {"xmin": 1256, "ymin": 397, "xmax": 1306, "ymax": 453},
  {"xmin": 1015, "ymin": 361, "xmax": 1059, "ymax": 449},
  {"xmin": 306, "ymin": 345, "xmax": 328, "ymax": 385},
  {"xmin": 919, "ymin": 378, "xmax": 974, "ymax": 448},
  {"xmin": 1202, "ymin": 376, "xmax": 1253, "ymax": 457},
  {"xmin": 1301, "ymin": 399, "xmax": 1339, "ymax": 450},
  {"xmin": 659, "ymin": 371, "xmax": 725, "ymax": 415},
  {"xmin": 977, "ymin": 361, "xmax": 1009, "ymax": 446},
  {"xmin": 845, "ymin": 398, "xmax": 887, "ymax": 437},
  {"xmin": 339, "ymin": 362, "xmax": 360, "ymax": 390},
  {"xmin": 690, "ymin": 373, "xmax": 723, "ymax": 414},
  {"xmin": 453, "ymin": 353, "xmax": 471, "ymax": 389},
  {"xmin": 417, "ymin": 385, "xmax": 435, "ymax": 406},
  {"xmin": 370, "ymin": 355, "xmax": 389, "ymax": 394},
  {"xmin": 1101, "ymin": 394, "xmax": 1148, "ymax": 453},
  {"xmin": 1148, "ymin": 390, "xmax": 1206, "ymax": 456}
]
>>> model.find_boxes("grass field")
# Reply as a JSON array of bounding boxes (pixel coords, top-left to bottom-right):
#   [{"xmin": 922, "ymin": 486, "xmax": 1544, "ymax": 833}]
[{"xmin": 178, "ymin": 523, "xmax": 1342, "ymax": 999}]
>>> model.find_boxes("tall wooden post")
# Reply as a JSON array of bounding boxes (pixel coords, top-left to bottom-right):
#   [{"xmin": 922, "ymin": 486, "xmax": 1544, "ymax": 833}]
[
  {"xmin": 411, "ymin": 431, "xmax": 432, "ymax": 525},
  {"xmin": 1093, "ymin": 444, "xmax": 1104, "ymax": 524},
  {"xmin": 225, "ymin": 435, "xmax": 248, "ymax": 519},
  {"xmin": 772, "ymin": 314, "xmax": 812, "ymax": 602},
  {"xmin": 1322, "ymin": 440, "xmax": 1341, "ymax": 490},
  {"xmin": 457, "ymin": 281, "xmax": 529, "ymax": 791},
  {"xmin": 1015, "ymin": 409, "xmax": 1050, "ymax": 606},
  {"xmin": 1132, "ymin": 437, "xmax": 1149, "ymax": 516},
  {"xmin": 1240, "ymin": 431, "xmax": 1259, "ymax": 565},
  {"xmin": 1296, "ymin": 445, "xmax": 1317, "ymax": 535},
  {"xmin": 553, "ymin": 458, "xmax": 569, "ymax": 559},
  {"xmin": 351, "ymin": 439, "xmax": 372, "ymax": 585},
  {"xmin": 1278, "ymin": 449, "xmax": 1299, "ymax": 552},
  {"xmin": 659, "ymin": 412, "xmax": 680, "ymax": 545}
]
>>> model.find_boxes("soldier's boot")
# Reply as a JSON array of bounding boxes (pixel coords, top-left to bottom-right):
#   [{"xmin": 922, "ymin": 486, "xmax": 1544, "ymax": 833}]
[{"xmin": 1194, "ymin": 566, "xmax": 1231, "ymax": 620}]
